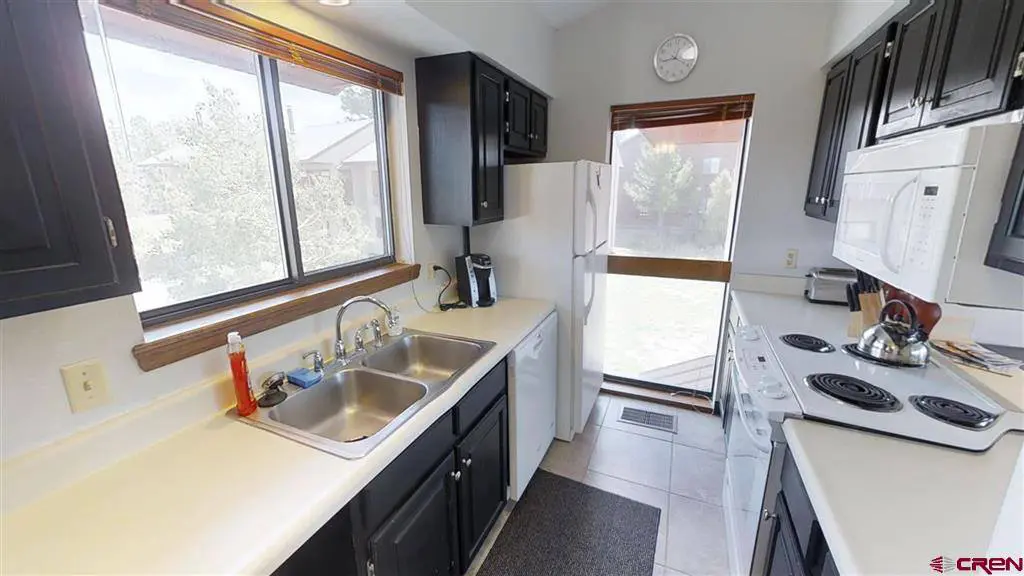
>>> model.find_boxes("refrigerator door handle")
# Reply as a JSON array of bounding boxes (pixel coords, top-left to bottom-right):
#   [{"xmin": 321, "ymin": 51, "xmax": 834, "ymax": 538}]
[
  {"xmin": 586, "ymin": 189, "xmax": 598, "ymax": 255},
  {"xmin": 584, "ymin": 257, "xmax": 596, "ymax": 325}
]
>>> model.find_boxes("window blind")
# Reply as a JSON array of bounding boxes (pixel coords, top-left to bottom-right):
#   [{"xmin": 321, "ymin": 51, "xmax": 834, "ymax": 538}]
[
  {"xmin": 100, "ymin": 0, "xmax": 405, "ymax": 95},
  {"xmin": 610, "ymin": 94, "xmax": 754, "ymax": 130}
]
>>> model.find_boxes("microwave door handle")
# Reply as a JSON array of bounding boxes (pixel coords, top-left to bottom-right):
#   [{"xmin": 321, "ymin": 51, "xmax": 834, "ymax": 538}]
[{"xmin": 880, "ymin": 177, "xmax": 917, "ymax": 273}]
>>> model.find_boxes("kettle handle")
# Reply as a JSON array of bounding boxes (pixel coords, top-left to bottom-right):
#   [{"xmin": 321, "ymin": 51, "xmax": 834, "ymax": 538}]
[{"xmin": 880, "ymin": 299, "xmax": 917, "ymax": 328}]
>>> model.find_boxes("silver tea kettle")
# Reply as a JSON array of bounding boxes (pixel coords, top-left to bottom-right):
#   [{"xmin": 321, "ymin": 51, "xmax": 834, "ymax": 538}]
[{"xmin": 855, "ymin": 299, "xmax": 930, "ymax": 367}]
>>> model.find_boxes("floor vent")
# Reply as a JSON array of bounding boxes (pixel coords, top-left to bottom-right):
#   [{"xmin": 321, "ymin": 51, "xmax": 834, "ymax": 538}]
[{"xmin": 619, "ymin": 406, "xmax": 677, "ymax": 433}]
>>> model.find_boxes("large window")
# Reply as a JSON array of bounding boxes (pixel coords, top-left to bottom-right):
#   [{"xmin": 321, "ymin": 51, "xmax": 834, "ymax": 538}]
[{"xmin": 80, "ymin": 1, "xmax": 393, "ymax": 322}]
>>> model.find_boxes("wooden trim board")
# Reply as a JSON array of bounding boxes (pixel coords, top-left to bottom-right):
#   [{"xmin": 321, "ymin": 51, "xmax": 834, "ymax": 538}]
[
  {"xmin": 607, "ymin": 255, "xmax": 732, "ymax": 283},
  {"xmin": 132, "ymin": 263, "xmax": 419, "ymax": 371}
]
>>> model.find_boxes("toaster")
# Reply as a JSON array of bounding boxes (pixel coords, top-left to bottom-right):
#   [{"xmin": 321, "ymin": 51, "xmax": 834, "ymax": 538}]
[{"xmin": 804, "ymin": 267, "xmax": 857, "ymax": 305}]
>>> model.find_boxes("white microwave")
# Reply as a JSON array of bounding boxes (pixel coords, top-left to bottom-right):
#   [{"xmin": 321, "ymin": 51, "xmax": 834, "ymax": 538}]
[{"xmin": 833, "ymin": 122, "xmax": 1024, "ymax": 310}]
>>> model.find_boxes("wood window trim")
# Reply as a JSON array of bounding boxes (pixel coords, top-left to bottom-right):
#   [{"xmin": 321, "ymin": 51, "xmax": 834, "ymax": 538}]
[
  {"xmin": 100, "ymin": 0, "xmax": 404, "ymax": 95},
  {"xmin": 610, "ymin": 93, "xmax": 754, "ymax": 131},
  {"xmin": 607, "ymin": 255, "xmax": 732, "ymax": 283},
  {"xmin": 132, "ymin": 263, "xmax": 419, "ymax": 371}
]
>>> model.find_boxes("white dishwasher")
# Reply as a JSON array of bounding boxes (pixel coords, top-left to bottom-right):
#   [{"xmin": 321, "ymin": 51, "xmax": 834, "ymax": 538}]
[{"xmin": 509, "ymin": 311, "xmax": 558, "ymax": 500}]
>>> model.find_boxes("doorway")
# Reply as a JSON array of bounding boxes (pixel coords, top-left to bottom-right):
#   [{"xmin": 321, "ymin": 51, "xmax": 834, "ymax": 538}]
[{"xmin": 603, "ymin": 95, "xmax": 752, "ymax": 400}]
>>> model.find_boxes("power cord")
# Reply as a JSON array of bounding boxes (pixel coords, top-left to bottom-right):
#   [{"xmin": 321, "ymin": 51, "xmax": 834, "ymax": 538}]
[
  {"xmin": 434, "ymin": 265, "xmax": 467, "ymax": 312},
  {"xmin": 410, "ymin": 273, "xmax": 436, "ymax": 314}
]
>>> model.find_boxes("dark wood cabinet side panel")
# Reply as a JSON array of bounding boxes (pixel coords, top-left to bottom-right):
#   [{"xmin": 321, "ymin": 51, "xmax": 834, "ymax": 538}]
[{"xmin": 416, "ymin": 53, "xmax": 476, "ymax": 226}]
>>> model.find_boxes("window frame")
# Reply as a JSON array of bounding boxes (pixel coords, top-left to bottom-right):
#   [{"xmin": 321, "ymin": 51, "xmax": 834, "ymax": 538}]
[{"xmin": 129, "ymin": 51, "xmax": 395, "ymax": 328}]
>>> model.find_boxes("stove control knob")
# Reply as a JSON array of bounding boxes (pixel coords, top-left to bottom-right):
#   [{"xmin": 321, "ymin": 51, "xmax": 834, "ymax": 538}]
[
  {"xmin": 757, "ymin": 377, "xmax": 787, "ymax": 399},
  {"xmin": 740, "ymin": 328, "xmax": 760, "ymax": 341}
]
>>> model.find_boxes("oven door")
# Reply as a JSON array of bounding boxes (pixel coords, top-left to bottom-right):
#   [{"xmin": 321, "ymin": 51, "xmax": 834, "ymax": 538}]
[{"xmin": 723, "ymin": 362, "xmax": 772, "ymax": 576}]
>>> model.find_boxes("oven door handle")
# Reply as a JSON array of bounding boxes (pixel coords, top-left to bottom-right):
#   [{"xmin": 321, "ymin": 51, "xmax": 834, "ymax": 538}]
[{"xmin": 734, "ymin": 393, "xmax": 772, "ymax": 454}]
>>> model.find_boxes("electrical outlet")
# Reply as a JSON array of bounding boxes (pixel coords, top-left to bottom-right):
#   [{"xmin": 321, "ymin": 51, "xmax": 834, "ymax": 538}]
[
  {"xmin": 61, "ymin": 360, "xmax": 111, "ymax": 413},
  {"xmin": 426, "ymin": 263, "xmax": 437, "ymax": 280},
  {"xmin": 784, "ymin": 249, "xmax": 799, "ymax": 269}
]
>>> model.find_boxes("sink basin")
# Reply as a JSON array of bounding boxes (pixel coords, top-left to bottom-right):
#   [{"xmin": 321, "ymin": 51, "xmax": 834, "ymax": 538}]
[
  {"xmin": 239, "ymin": 329, "xmax": 494, "ymax": 459},
  {"xmin": 266, "ymin": 369, "xmax": 427, "ymax": 443},
  {"xmin": 363, "ymin": 333, "xmax": 488, "ymax": 383}
]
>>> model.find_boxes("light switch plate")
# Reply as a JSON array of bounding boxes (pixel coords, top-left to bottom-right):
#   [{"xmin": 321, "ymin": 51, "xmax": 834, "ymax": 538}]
[
  {"xmin": 784, "ymin": 249, "xmax": 799, "ymax": 269},
  {"xmin": 61, "ymin": 360, "xmax": 111, "ymax": 413}
]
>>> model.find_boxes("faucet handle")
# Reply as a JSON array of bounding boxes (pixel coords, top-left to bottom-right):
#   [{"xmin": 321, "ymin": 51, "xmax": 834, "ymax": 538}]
[
  {"xmin": 302, "ymin": 350, "xmax": 325, "ymax": 373},
  {"xmin": 369, "ymin": 319, "xmax": 384, "ymax": 348},
  {"xmin": 354, "ymin": 324, "xmax": 369, "ymax": 353},
  {"xmin": 334, "ymin": 340, "xmax": 348, "ymax": 366}
]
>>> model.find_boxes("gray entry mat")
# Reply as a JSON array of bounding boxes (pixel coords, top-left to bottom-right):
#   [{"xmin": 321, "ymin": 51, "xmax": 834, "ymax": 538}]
[{"xmin": 476, "ymin": 469, "xmax": 660, "ymax": 576}]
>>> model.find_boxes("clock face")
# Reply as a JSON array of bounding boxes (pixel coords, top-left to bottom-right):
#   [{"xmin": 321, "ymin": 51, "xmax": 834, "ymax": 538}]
[{"xmin": 654, "ymin": 34, "xmax": 698, "ymax": 83}]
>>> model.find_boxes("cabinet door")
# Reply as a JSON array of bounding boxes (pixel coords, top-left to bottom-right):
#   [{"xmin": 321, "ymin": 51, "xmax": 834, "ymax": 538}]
[
  {"xmin": 805, "ymin": 57, "xmax": 850, "ymax": 220},
  {"xmin": 529, "ymin": 92, "xmax": 548, "ymax": 155},
  {"xmin": 369, "ymin": 453, "xmax": 459, "ymax": 576},
  {"xmin": 876, "ymin": 0, "xmax": 944, "ymax": 138},
  {"xmin": 766, "ymin": 495, "xmax": 806, "ymax": 576},
  {"xmin": 922, "ymin": 0, "xmax": 1024, "ymax": 127},
  {"xmin": 504, "ymin": 79, "xmax": 531, "ymax": 151},
  {"xmin": 0, "ymin": 0, "xmax": 139, "ymax": 318},
  {"xmin": 456, "ymin": 395, "xmax": 508, "ymax": 572},
  {"xmin": 473, "ymin": 60, "xmax": 505, "ymax": 224},
  {"xmin": 986, "ymin": 134, "xmax": 1024, "ymax": 276},
  {"xmin": 825, "ymin": 25, "xmax": 896, "ymax": 221}
]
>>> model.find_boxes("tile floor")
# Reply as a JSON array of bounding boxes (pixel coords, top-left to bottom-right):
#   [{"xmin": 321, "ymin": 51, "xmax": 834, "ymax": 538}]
[{"xmin": 538, "ymin": 393, "xmax": 729, "ymax": 576}]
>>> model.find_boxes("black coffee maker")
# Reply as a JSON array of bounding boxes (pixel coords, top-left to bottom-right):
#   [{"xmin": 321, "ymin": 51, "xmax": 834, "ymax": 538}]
[{"xmin": 455, "ymin": 253, "xmax": 497, "ymax": 307}]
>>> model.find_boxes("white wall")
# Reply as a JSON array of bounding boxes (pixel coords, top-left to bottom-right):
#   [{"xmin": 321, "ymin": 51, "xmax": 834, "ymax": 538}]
[
  {"xmin": 826, "ymin": 0, "xmax": 908, "ymax": 64},
  {"xmin": 550, "ymin": 1, "xmax": 845, "ymax": 278},
  {"xmin": 406, "ymin": 0, "xmax": 556, "ymax": 94},
  {"xmin": 0, "ymin": 4, "xmax": 462, "ymax": 461}
]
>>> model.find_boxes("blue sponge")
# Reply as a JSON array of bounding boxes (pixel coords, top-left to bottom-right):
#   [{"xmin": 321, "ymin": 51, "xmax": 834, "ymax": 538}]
[{"xmin": 287, "ymin": 367, "xmax": 323, "ymax": 389}]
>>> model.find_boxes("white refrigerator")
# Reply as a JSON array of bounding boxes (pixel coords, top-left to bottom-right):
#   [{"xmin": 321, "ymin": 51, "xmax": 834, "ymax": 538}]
[{"xmin": 472, "ymin": 161, "xmax": 611, "ymax": 441}]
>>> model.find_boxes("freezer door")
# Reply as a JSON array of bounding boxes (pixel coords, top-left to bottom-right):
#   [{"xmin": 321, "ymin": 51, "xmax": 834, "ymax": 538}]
[
  {"xmin": 573, "ymin": 162, "xmax": 612, "ymax": 256},
  {"xmin": 572, "ymin": 244, "xmax": 607, "ymax": 435}
]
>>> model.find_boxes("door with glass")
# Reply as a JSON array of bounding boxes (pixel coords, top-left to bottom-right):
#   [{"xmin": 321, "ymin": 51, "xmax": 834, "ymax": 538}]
[{"xmin": 604, "ymin": 95, "xmax": 752, "ymax": 399}]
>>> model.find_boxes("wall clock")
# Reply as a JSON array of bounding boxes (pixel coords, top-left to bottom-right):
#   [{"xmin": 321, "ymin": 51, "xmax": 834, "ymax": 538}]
[{"xmin": 654, "ymin": 33, "xmax": 698, "ymax": 83}]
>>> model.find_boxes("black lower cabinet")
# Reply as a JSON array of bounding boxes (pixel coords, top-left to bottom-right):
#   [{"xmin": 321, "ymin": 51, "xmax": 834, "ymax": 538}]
[
  {"xmin": 456, "ymin": 396, "xmax": 508, "ymax": 572},
  {"xmin": 272, "ymin": 508, "xmax": 358, "ymax": 576},
  {"xmin": 369, "ymin": 453, "xmax": 460, "ymax": 576},
  {"xmin": 767, "ymin": 494, "xmax": 806, "ymax": 576}
]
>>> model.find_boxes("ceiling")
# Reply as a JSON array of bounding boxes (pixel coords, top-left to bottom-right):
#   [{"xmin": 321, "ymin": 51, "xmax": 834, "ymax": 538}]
[{"xmin": 531, "ymin": 0, "xmax": 610, "ymax": 29}]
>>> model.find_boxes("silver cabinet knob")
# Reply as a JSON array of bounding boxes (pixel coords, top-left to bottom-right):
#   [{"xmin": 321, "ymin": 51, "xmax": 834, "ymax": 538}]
[
  {"xmin": 452, "ymin": 470, "xmax": 462, "ymax": 482},
  {"xmin": 481, "ymin": 200, "xmax": 489, "ymax": 208},
  {"xmin": 462, "ymin": 458, "xmax": 472, "ymax": 469},
  {"xmin": 762, "ymin": 508, "xmax": 776, "ymax": 521}
]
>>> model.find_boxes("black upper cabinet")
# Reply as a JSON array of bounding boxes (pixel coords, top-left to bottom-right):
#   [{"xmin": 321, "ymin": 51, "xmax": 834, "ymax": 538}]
[
  {"xmin": 456, "ymin": 396, "xmax": 508, "ymax": 573},
  {"xmin": 0, "ymin": 0, "xmax": 139, "ymax": 319},
  {"xmin": 417, "ymin": 53, "xmax": 505, "ymax": 226},
  {"xmin": 986, "ymin": 133, "xmax": 1024, "ymax": 276},
  {"xmin": 922, "ymin": 0, "xmax": 1024, "ymax": 127},
  {"xmin": 876, "ymin": 0, "xmax": 944, "ymax": 138},
  {"xmin": 417, "ymin": 52, "xmax": 549, "ymax": 227},
  {"xmin": 369, "ymin": 453, "xmax": 460, "ymax": 576},
  {"xmin": 529, "ymin": 92, "xmax": 548, "ymax": 155},
  {"xmin": 825, "ymin": 24, "xmax": 897, "ymax": 221},
  {"xmin": 805, "ymin": 57, "xmax": 850, "ymax": 219},
  {"xmin": 505, "ymin": 79, "xmax": 532, "ymax": 151}
]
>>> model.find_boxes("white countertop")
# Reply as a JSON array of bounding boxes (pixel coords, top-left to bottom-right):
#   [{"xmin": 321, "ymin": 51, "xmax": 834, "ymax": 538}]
[
  {"xmin": 0, "ymin": 298, "xmax": 555, "ymax": 575},
  {"xmin": 784, "ymin": 419, "xmax": 1023, "ymax": 575},
  {"xmin": 732, "ymin": 290, "xmax": 1024, "ymax": 575}
]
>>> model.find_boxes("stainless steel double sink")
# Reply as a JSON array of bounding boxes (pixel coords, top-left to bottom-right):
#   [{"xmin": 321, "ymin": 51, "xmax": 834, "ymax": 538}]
[{"xmin": 241, "ymin": 330, "xmax": 495, "ymax": 459}]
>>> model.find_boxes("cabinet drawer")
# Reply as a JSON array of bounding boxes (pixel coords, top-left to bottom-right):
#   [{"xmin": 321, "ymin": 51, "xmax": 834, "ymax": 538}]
[
  {"xmin": 781, "ymin": 449, "xmax": 818, "ymax": 558},
  {"xmin": 353, "ymin": 411, "xmax": 456, "ymax": 535},
  {"xmin": 454, "ymin": 359, "xmax": 507, "ymax": 436}
]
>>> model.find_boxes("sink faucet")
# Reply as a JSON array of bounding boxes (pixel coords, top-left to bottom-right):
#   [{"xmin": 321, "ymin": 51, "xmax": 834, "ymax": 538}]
[{"xmin": 335, "ymin": 296, "xmax": 396, "ymax": 365}]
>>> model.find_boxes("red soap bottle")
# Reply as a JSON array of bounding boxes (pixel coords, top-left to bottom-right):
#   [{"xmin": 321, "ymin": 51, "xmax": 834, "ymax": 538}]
[{"xmin": 227, "ymin": 331, "xmax": 258, "ymax": 416}]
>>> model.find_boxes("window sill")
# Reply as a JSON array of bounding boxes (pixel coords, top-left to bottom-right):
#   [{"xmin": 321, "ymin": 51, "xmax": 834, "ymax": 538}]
[{"xmin": 132, "ymin": 263, "xmax": 420, "ymax": 372}]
